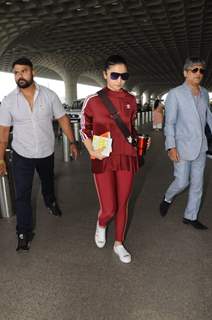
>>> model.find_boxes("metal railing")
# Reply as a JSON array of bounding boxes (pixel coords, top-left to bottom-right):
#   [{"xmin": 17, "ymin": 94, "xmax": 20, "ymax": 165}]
[
  {"xmin": 135, "ymin": 110, "xmax": 152, "ymax": 128},
  {"xmin": 0, "ymin": 149, "xmax": 15, "ymax": 218}
]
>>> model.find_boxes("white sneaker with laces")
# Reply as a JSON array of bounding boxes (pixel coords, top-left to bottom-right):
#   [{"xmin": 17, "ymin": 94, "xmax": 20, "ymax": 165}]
[
  {"xmin": 113, "ymin": 244, "xmax": 131, "ymax": 263},
  {"xmin": 95, "ymin": 222, "xmax": 106, "ymax": 248}
]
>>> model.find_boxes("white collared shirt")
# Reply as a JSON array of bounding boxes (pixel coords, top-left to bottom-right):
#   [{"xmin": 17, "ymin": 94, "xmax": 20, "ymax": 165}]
[{"xmin": 0, "ymin": 82, "xmax": 65, "ymax": 158}]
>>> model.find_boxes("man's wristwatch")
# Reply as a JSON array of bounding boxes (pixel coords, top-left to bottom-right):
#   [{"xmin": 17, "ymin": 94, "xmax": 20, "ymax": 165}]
[{"xmin": 70, "ymin": 141, "xmax": 76, "ymax": 145}]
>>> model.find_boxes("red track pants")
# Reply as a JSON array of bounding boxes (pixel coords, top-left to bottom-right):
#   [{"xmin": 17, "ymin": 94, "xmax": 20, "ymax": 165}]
[{"xmin": 94, "ymin": 170, "xmax": 134, "ymax": 242}]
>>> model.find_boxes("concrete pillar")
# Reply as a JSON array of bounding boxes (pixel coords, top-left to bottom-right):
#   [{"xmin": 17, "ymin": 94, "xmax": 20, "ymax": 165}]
[
  {"xmin": 63, "ymin": 72, "xmax": 78, "ymax": 106},
  {"xmin": 142, "ymin": 90, "xmax": 150, "ymax": 105},
  {"xmin": 136, "ymin": 88, "xmax": 144, "ymax": 104}
]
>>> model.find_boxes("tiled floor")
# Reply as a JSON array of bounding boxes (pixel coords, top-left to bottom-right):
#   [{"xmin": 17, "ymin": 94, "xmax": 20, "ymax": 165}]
[{"xmin": 0, "ymin": 127, "xmax": 212, "ymax": 320}]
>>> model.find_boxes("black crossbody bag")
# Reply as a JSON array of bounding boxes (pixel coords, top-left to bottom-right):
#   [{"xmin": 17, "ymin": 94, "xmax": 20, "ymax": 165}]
[
  {"xmin": 97, "ymin": 89, "xmax": 137, "ymax": 146},
  {"xmin": 97, "ymin": 89, "xmax": 147, "ymax": 167}
]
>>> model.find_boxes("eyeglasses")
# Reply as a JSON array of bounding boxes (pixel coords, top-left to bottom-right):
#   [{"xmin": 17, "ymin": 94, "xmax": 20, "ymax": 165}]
[
  {"xmin": 110, "ymin": 72, "xmax": 129, "ymax": 80},
  {"xmin": 189, "ymin": 68, "xmax": 205, "ymax": 74}
]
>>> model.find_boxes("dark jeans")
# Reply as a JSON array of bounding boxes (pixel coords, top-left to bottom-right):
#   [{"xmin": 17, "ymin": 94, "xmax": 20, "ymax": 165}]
[{"xmin": 12, "ymin": 151, "xmax": 56, "ymax": 235}]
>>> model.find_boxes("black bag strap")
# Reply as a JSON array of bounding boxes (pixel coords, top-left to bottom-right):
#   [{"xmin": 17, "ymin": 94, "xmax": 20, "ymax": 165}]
[{"xmin": 97, "ymin": 89, "xmax": 135, "ymax": 145}]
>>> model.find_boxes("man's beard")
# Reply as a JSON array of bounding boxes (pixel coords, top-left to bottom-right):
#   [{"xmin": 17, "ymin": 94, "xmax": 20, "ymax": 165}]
[{"xmin": 17, "ymin": 77, "xmax": 34, "ymax": 89}]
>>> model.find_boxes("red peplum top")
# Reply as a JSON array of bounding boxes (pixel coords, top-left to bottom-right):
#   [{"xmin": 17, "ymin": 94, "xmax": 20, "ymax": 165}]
[{"xmin": 80, "ymin": 87, "xmax": 139, "ymax": 174}]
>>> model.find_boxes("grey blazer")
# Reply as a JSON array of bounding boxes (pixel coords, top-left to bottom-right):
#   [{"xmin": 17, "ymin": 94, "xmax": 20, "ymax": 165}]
[{"xmin": 164, "ymin": 82, "xmax": 212, "ymax": 160}]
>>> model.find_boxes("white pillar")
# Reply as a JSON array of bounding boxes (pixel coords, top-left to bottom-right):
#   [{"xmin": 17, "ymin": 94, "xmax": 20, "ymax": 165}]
[
  {"xmin": 63, "ymin": 73, "xmax": 78, "ymax": 105},
  {"xmin": 142, "ymin": 90, "xmax": 150, "ymax": 105},
  {"xmin": 137, "ymin": 88, "xmax": 144, "ymax": 104}
]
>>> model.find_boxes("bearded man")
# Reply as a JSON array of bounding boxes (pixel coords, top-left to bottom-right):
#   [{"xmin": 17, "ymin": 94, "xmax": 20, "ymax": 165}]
[{"xmin": 0, "ymin": 57, "xmax": 78, "ymax": 251}]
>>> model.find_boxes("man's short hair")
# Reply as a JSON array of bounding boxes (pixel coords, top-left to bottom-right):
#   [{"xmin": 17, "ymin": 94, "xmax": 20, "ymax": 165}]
[
  {"xmin": 183, "ymin": 57, "xmax": 206, "ymax": 71},
  {"xmin": 12, "ymin": 57, "xmax": 33, "ymax": 69}
]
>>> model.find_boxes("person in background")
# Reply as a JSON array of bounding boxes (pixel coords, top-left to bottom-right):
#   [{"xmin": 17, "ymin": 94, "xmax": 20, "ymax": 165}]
[
  {"xmin": 152, "ymin": 99, "xmax": 164, "ymax": 131},
  {"xmin": 0, "ymin": 57, "xmax": 78, "ymax": 251},
  {"xmin": 80, "ymin": 55, "xmax": 141, "ymax": 264},
  {"xmin": 160, "ymin": 57, "xmax": 212, "ymax": 229}
]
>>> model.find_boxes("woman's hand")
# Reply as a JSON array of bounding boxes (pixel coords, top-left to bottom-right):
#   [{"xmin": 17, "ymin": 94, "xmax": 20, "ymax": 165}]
[
  {"xmin": 83, "ymin": 138, "xmax": 106, "ymax": 160},
  {"xmin": 90, "ymin": 148, "xmax": 106, "ymax": 160}
]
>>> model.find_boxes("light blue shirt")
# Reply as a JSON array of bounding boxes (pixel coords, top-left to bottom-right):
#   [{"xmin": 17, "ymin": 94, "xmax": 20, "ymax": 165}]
[{"xmin": 0, "ymin": 82, "xmax": 65, "ymax": 158}]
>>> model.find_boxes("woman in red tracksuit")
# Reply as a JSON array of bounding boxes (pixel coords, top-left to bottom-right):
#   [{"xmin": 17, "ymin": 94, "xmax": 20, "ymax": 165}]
[{"xmin": 80, "ymin": 55, "xmax": 139, "ymax": 263}]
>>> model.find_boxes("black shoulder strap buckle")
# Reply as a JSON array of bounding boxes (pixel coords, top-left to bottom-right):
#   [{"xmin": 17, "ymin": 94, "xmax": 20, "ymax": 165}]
[
  {"xmin": 97, "ymin": 89, "xmax": 133, "ymax": 145},
  {"xmin": 111, "ymin": 111, "xmax": 120, "ymax": 119}
]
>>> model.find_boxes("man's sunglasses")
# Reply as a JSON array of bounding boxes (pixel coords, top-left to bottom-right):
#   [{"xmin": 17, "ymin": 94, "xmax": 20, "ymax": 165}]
[
  {"xmin": 110, "ymin": 72, "xmax": 129, "ymax": 80},
  {"xmin": 189, "ymin": 68, "xmax": 205, "ymax": 74}
]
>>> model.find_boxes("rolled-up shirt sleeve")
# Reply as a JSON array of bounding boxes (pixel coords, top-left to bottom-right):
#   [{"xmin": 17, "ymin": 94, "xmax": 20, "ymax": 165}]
[
  {"xmin": 80, "ymin": 96, "xmax": 93, "ymax": 141},
  {"xmin": 0, "ymin": 97, "xmax": 13, "ymax": 127},
  {"xmin": 51, "ymin": 92, "xmax": 66, "ymax": 119}
]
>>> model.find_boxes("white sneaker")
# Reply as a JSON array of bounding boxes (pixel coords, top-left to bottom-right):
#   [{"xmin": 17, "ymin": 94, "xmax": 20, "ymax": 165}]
[
  {"xmin": 95, "ymin": 222, "xmax": 106, "ymax": 248},
  {"xmin": 113, "ymin": 244, "xmax": 131, "ymax": 263}
]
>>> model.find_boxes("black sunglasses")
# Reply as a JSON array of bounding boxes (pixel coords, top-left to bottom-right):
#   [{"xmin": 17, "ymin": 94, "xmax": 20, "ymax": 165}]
[
  {"xmin": 189, "ymin": 68, "xmax": 205, "ymax": 74},
  {"xmin": 110, "ymin": 72, "xmax": 129, "ymax": 80}
]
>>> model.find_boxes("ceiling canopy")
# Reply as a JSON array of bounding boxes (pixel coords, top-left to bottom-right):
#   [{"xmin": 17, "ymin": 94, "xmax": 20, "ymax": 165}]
[{"xmin": 0, "ymin": 0, "xmax": 212, "ymax": 94}]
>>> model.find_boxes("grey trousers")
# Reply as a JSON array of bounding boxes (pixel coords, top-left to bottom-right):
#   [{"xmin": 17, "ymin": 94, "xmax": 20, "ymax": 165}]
[{"xmin": 165, "ymin": 152, "xmax": 206, "ymax": 220}]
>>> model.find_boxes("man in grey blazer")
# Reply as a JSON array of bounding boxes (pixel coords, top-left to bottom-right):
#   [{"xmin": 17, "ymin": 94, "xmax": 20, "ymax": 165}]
[{"xmin": 160, "ymin": 57, "xmax": 212, "ymax": 229}]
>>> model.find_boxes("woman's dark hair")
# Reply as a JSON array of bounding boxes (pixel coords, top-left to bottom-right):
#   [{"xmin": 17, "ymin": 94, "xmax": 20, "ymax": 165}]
[
  {"xmin": 154, "ymin": 99, "xmax": 160, "ymax": 109},
  {"xmin": 104, "ymin": 55, "xmax": 128, "ymax": 71},
  {"xmin": 12, "ymin": 57, "xmax": 33, "ymax": 69}
]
